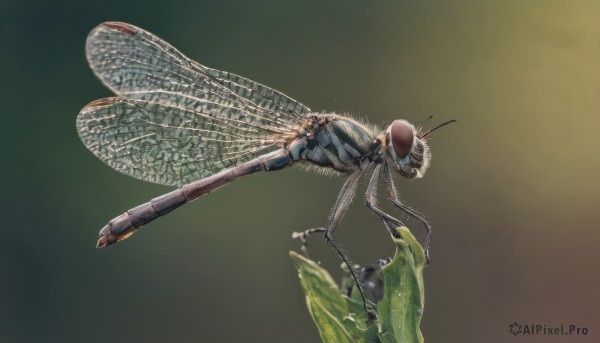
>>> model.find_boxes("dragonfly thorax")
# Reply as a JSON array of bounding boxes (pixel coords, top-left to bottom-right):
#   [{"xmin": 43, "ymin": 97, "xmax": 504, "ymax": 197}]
[{"xmin": 288, "ymin": 114, "xmax": 380, "ymax": 172}]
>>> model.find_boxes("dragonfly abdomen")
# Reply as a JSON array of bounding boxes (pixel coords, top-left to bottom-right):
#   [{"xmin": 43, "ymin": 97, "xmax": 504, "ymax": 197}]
[{"xmin": 96, "ymin": 149, "xmax": 292, "ymax": 248}]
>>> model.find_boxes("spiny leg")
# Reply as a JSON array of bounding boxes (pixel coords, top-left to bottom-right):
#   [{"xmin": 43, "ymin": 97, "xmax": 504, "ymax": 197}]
[
  {"xmin": 292, "ymin": 164, "xmax": 367, "ymax": 257},
  {"xmin": 292, "ymin": 164, "xmax": 374, "ymax": 318},
  {"xmin": 323, "ymin": 164, "xmax": 376, "ymax": 318},
  {"xmin": 365, "ymin": 163, "xmax": 407, "ymax": 237},
  {"xmin": 291, "ymin": 163, "xmax": 366, "ymax": 257},
  {"xmin": 383, "ymin": 161, "xmax": 432, "ymax": 263}
]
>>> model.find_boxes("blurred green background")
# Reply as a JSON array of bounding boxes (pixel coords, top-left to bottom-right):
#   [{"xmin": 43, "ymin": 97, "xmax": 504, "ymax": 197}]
[{"xmin": 1, "ymin": 0, "xmax": 599, "ymax": 342}]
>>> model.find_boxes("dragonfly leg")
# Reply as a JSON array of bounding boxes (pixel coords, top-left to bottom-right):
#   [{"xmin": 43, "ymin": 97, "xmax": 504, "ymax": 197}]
[
  {"xmin": 321, "ymin": 164, "xmax": 375, "ymax": 320},
  {"xmin": 365, "ymin": 163, "xmax": 406, "ymax": 237},
  {"xmin": 291, "ymin": 228, "xmax": 325, "ymax": 258},
  {"xmin": 383, "ymin": 161, "xmax": 432, "ymax": 263}
]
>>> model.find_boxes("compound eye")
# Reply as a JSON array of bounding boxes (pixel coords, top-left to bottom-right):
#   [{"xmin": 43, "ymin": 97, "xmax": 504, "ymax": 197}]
[{"xmin": 389, "ymin": 120, "xmax": 414, "ymax": 158}]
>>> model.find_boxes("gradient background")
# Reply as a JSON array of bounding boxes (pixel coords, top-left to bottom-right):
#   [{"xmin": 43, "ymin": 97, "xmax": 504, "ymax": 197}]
[{"xmin": 1, "ymin": 0, "xmax": 599, "ymax": 342}]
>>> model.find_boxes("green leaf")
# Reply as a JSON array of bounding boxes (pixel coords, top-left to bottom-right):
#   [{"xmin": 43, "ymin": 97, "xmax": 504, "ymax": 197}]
[
  {"xmin": 376, "ymin": 227, "xmax": 426, "ymax": 343},
  {"xmin": 289, "ymin": 251, "xmax": 358, "ymax": 343}
]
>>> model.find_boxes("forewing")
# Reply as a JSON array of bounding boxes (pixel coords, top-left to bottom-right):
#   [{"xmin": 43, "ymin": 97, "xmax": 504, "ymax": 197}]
[
  {"xmin": 85, "ymin": 22, "xmax": 310, "ymax": 130},
  {"xmin": 76, "ymin": 97, "xmax": 286, "ymax": 186}
]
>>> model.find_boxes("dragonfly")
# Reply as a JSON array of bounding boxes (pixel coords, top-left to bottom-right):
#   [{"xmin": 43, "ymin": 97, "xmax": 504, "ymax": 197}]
[{"xmin": 77, "ymin": 22, "xmax": 454, "ymax": 314}]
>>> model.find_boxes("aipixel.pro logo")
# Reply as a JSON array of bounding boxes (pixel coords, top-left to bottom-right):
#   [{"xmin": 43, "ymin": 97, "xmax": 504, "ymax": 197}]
[{"xmin": 509, "ymin": 322, "xmax": 589, "ymax": 336}]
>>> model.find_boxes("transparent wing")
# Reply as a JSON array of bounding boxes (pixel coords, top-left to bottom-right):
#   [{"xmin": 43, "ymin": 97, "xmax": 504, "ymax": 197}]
[
  {"xmin": 76, "ymin": 97, "xmax": 288, "ymax": 186},
  {"xmin": 85, "ymin": 22, "xmax": 310, "ymax": 131}
]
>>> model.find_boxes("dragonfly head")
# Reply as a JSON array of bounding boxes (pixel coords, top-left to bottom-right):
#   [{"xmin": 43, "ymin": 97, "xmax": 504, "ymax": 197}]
[{"xmin": 385, "ymin": 120, "xmax": 430, "ymax": 179}]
